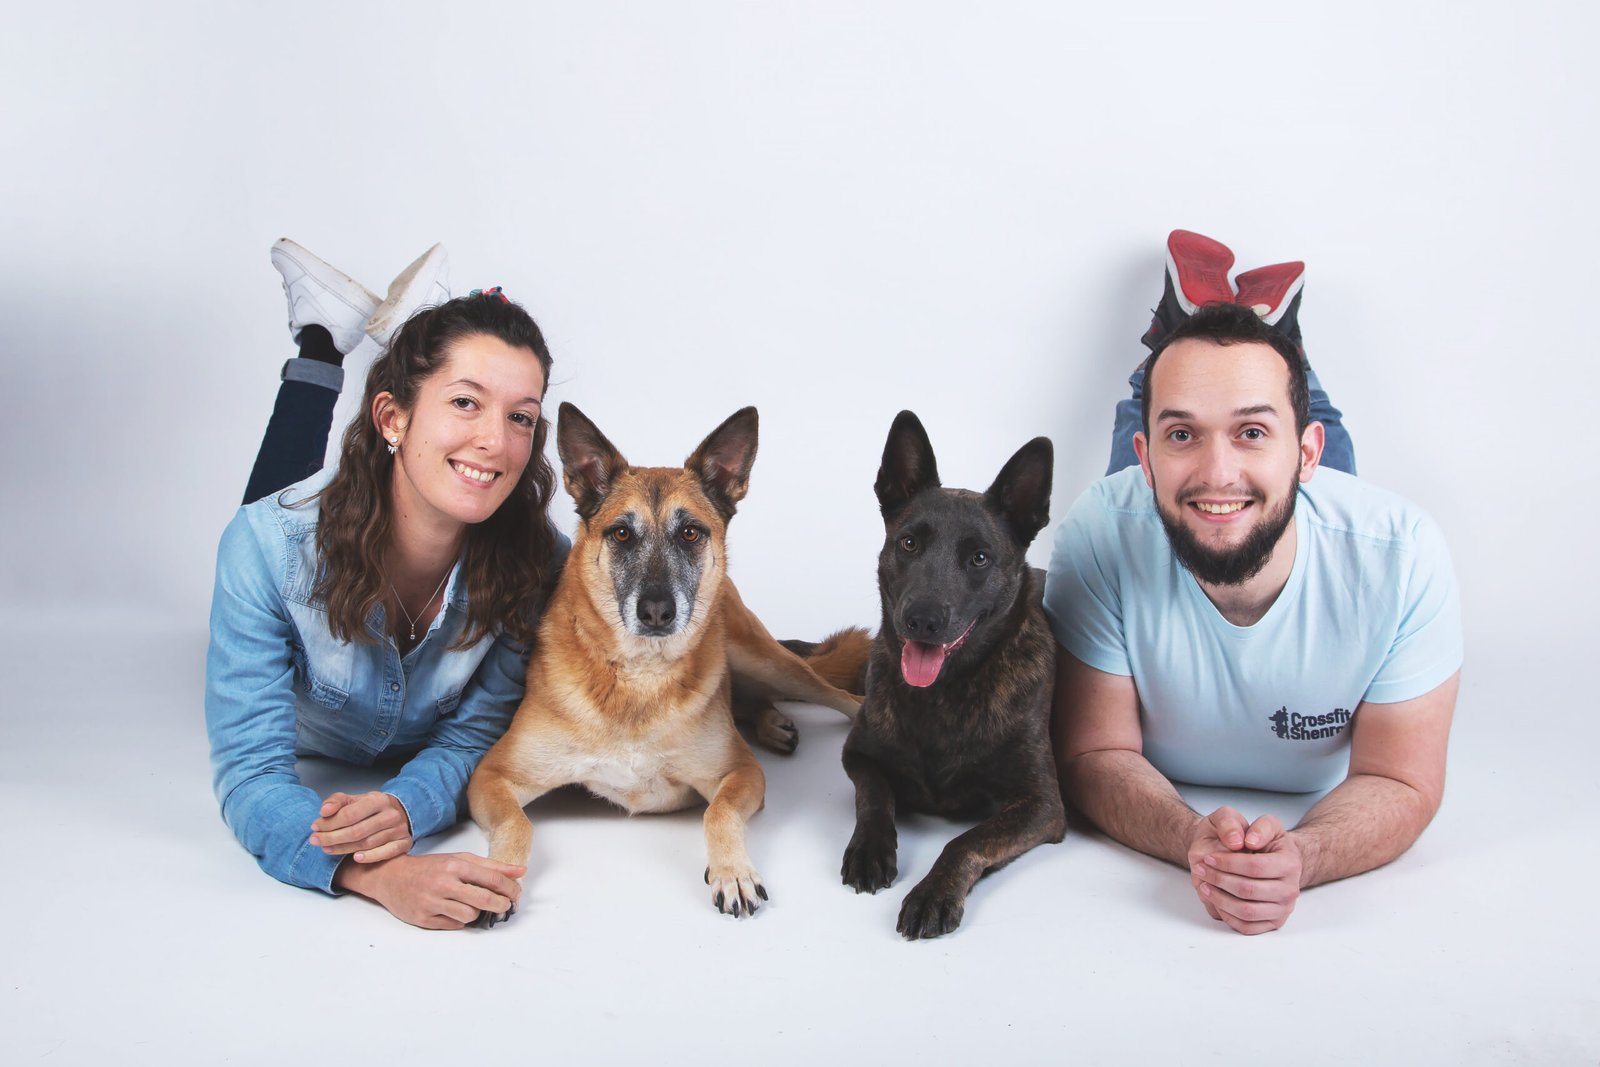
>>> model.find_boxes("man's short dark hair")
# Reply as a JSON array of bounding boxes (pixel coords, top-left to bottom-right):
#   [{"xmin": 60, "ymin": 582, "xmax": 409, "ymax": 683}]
[{"xmin": 1140, "ymin": 302, "xmax": 1310, "ymax": 436}]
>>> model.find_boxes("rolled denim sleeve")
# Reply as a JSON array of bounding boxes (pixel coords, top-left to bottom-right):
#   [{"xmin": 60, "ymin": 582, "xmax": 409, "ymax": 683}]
[
  {"xmin": 380, "ymin": 528, "xmax": 569, "ymax": 838},
  {"xmin": 205, "ymin": 511, "xmax": 343, "ymax": 894}
]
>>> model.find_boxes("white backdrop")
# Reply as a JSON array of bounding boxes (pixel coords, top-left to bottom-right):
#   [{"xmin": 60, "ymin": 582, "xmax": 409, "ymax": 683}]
[{"xmin": 2, "ymin": 3, "xmax": 1596, "ymax": 1064}]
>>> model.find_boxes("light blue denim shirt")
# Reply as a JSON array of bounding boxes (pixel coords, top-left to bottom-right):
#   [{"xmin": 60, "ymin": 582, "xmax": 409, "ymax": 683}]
[{"xmin": 205, "ymin": 468, "xmax": 568, "ymax": 893}]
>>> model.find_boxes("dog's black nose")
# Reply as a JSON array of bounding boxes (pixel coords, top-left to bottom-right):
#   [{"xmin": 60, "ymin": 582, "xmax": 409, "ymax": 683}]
[
  {"xmin": 638, "ymin": 596, "xmax": 677, "ymax": 629},
  {"xmin": 902, "ymin": 602, "xmax": 946, "ymax": 639}
]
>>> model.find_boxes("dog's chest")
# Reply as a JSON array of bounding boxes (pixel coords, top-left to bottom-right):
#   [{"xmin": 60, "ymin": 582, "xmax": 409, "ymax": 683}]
[
  {"xmin": 886, "ymin": 742, "xmax": 1011, "ymax": 818},
  {"xmin": 858, "ymin": 696, "xmax": 1031, "ymax": 819},
  {"xmin": 573, "ymin": 742, "xmax": 697, "ymax": 814}
]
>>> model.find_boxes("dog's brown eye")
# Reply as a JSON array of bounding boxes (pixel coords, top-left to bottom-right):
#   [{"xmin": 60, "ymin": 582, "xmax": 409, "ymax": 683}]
[
  {"xmin": 900, "ymin": 535, "xmax": 916, "ymax": 552},
  {"xmin": 609, "ymin": 526, "xmax": 631, "ymax": 544},
  {"xmin": 680, "ymin": 526, "xmax": 701, "ymax": 543},
  {"xmin": 970, "ymin": 551, "xmax": 990, "ymax": 568}
]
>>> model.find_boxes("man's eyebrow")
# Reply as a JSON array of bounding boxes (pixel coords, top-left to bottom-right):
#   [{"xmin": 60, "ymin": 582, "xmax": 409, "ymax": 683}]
[{"xmin": 1155, "ymin": 404, "xmax": 1282, "ymax": 423}]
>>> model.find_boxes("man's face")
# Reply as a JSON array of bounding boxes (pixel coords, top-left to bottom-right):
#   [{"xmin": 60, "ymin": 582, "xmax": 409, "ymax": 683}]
[{"xmin": 1133, "ymin": 338, "xmax": 1323, "ymax": 587}]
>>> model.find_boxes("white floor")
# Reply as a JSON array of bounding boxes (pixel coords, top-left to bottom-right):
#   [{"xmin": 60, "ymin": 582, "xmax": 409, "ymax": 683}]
[{"xmin": 3, "ymin": 614, "xmax": 1593, "ymax": 1065}]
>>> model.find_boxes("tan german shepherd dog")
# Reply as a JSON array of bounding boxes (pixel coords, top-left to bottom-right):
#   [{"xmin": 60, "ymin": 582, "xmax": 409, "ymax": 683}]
[{"xmin": 468, "ymin": 403, "xmax": 866, "ymax": 924}]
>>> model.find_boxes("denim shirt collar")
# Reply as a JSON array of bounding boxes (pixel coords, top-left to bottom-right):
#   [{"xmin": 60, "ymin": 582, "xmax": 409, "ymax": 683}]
[{"xmin": 264, "ymin": 466, "xmax": 472, "ymax": 647}]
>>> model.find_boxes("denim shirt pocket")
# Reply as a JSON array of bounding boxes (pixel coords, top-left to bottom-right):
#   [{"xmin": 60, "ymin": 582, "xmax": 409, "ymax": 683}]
[
  {"xmin": 287, "ymin": 634, "xmax": 356, "ymax": 759},
  {"xmin": 307, "ymin": 674, "xmax": 351, "ymax": 716},
  {"xmin": 435, "ymin": 686, "xmax": 464, "ymax": 717}
]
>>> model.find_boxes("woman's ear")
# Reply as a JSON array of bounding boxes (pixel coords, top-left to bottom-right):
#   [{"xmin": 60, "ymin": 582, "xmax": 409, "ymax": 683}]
[{"xmin": 372, "ymin": 391, "xmax": 408, "ymax": 446}]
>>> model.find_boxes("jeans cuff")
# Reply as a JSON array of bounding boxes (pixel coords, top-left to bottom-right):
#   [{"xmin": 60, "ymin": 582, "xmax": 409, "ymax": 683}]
[{"xmin": 281, "ymin": 358, "xmax": 344, "ymax": 392}]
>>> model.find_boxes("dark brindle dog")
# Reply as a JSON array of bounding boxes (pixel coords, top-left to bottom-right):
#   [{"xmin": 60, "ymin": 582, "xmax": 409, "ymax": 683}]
[{"xmin": 837, "ymin": 410, "xmax": 1066, "ymax": 939}]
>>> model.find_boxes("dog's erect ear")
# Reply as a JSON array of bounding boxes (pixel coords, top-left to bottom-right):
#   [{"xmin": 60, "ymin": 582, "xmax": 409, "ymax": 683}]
[
  {"xmin": 984, "ymin": 436, "xmax": 1054, "ymax": 547},
  {"xmin": 875, "ymin": 410, "xmax": 941, "ymax": 519},
  {"xmin": 686, "ymin": 407, "xmax": 759, "ymax": 520},
  {"xmin": 557, "ymin": 402, "xmax": 630, "ymax": 520}
]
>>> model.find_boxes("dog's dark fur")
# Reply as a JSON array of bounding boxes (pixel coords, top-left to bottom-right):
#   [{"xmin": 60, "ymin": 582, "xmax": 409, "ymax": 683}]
[{"xmin": 839, "ymin": 410, "xmax": 1066, "ymax": 939}]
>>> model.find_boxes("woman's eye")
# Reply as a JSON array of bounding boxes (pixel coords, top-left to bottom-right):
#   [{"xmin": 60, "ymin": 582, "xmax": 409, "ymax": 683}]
[
  {"xmin": 452, "ymin": 396, "xmax": 477, "ymax": 411},
  {"xmin": 511, "ymin": 411, "xmax": 535, "ymax": 427},
  {"xmin": 680, "ymin": 526, "xmax": 701, "ymax": 544},
  {"xmin": 970, "ymin": 551, "xmax": 990, "ymax": 568},
  {"xmin": 609, "ymin": 526, "xmax": 631, "ymax": 543}
]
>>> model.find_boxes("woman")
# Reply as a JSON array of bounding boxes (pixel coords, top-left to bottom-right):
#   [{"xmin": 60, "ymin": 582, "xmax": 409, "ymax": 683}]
[{"xmin": 207, "ymin": 239, "xmax": 564, "ymax": 929}]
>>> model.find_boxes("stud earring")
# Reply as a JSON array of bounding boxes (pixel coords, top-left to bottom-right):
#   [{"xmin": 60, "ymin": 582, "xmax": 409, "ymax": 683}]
[{"xmin": 387, "ymin": 435, "xmax": 399, "ymax": 456}]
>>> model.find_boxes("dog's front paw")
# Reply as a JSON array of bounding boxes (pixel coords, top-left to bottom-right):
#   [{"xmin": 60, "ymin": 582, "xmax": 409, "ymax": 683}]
[
  {"xmin": 841, "ymin": 827, "xmax": 897, "ymax": 894},
  {"xmin": 705, "ymin": 863, "xmax": 767, "ymax": 918},
  {"xmin": 470, "ymin": 899, "xmax": 517, "ymax": 930},
  {"xmin": 896, "ymin": 879, "xmax": 964, "ymax": 940}
]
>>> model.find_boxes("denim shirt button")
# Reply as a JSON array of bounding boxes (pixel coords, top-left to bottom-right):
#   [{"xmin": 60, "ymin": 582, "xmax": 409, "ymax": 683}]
[{"xmin": 389, "ymin": 681, "xmax": 400, "ymax": 692}]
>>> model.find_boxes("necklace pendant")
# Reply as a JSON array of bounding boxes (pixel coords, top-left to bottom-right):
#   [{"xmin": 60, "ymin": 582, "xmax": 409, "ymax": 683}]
[{"xmin": 410, "ymin": 624, "xmax": 417, "ymax": 641}]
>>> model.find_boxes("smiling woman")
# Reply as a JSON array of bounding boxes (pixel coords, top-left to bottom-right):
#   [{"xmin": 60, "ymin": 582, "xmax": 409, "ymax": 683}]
[{"xmin": 206, "ymin": 241, "xmax": 569, "ymax": 930}]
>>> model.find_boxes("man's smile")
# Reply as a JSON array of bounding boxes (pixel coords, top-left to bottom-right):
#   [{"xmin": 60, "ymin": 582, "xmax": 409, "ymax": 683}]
[{"xmin": 1189, "ymin": 499, "xmax": 1253, "ymax": 522}]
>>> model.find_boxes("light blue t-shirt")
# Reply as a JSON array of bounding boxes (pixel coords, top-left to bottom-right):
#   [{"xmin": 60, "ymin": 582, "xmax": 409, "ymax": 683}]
[{"xmin": 1043, "ymin": 466, "xmax": 1462, "ymax": 793}]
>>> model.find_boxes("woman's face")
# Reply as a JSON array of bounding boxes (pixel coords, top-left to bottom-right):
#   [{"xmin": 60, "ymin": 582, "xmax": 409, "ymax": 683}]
[{"xmin": 381, "ymin": 333, "xmax": 548, "ymax": 536}]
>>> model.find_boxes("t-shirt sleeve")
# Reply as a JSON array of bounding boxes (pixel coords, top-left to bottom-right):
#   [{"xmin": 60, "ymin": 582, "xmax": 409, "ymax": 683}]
[
  {"xmin": 1042, "ymin": 488, "xmax": 1132, "ymax": 677},
  {"xmin": 1363, "ymin": 512, "xmax": 1463, "ymax": 704}
]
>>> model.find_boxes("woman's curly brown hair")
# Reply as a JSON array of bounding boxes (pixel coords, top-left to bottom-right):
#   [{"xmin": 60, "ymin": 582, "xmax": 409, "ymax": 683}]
[{"xmin": 310, "ymin": 291, "xmax": 557, "ymax": 649}]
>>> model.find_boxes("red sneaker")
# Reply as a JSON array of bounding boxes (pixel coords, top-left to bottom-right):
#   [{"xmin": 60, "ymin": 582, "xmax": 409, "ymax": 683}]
[
  {"xmin": 1166, "ymin": 229, "xmax": 1236, "ymax": 313},
  {"xmin": 1234, "ymin": 260, "xmax": 1305, "ymax": 326}
]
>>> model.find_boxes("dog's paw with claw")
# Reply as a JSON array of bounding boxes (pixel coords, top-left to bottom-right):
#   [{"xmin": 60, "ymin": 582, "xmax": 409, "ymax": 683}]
[
  {"xmin": 896, "ymin": 878, "xmax": 965, "ymax": 940},
  {"xmin": 753, "ymin": 705, "xmax": 798, "ymax": 755},
  {"xmin": 841, "ymin": 827, "xmax": 897, "ymax": 894},
  {"xmin": 704, "ymin": 863, "xmax": 767, "ymax": 917},
  {"xmin": 470, "ymin": 899, "xmax": 517, "ymax": 930}
]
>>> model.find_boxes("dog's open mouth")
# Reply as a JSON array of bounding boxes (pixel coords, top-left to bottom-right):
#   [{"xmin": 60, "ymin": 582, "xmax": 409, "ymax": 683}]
[{"xmin": 900, "ymin": 619, "xmax": 975, "ymax": 688}]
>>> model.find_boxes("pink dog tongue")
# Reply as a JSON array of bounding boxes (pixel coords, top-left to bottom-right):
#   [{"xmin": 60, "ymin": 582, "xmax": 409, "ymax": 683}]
[{"xmin": 901, "ymin": 640, "xmax": 947, "ymax": 688}]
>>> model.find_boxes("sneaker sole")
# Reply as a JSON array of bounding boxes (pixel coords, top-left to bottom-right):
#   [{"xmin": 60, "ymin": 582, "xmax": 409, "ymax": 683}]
[
  {"xmin": 1166, "ymin": 229, "xmax": 1236, "ymax": 313},
  {"xmin": 365, "ymin": 243, "xmax": 450, "ymax": 344},
  {"xmin": 1234, "ymin": 261, "xmax": 1305, "ymax": 326}
]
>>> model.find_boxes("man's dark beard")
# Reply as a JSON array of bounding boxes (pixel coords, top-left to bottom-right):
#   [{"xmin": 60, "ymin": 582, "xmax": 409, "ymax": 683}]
[{"xmin": 1155, "ymin": 475, "xmax": 1298, "ymax": 587}]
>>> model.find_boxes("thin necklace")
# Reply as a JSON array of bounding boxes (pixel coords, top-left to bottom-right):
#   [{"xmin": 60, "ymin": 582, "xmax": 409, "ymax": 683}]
[{"xmin": 388, "ymin": 569, "xmax": 451, "ymax": 642}]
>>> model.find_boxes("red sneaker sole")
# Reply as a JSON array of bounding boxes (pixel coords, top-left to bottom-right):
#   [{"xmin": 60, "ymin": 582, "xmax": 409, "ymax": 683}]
[
  {"xmin": 1167, "ymin": 229, "xmax": 1235, "ymax": 312},
  {"xmin": 1235, "ymin": 261, "xmax": 1305, "ymax": 325}
]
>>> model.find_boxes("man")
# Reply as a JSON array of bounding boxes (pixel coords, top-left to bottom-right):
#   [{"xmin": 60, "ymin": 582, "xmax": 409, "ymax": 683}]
[{"xmin": 1045, "ymin": 230, "xmax": 1462, "ymax": 934}]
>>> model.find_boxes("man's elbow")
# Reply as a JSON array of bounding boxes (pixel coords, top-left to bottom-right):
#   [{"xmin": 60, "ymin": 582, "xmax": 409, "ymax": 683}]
[
  {"xmin": 1358, "ymin": 767, "xmax": 1446, "ymax": 832},
  {"xmin": 1055, "ymin": 744, "xmax": 1139, "ymax": 810}
]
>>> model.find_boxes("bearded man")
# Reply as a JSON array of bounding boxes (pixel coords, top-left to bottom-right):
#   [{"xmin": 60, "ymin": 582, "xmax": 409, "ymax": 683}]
[{"xmin": 1046, "ymin": 231, "xmax": 1462, "ymax": 935}]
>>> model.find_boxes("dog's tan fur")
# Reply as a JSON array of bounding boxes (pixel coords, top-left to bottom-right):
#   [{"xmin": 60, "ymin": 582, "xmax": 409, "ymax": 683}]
[{"xmin": 469, "ymin": 404, "xmax": 865, "ymax": 919}]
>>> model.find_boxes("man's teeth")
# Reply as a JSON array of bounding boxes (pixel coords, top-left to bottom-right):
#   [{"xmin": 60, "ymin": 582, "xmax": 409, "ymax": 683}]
[
  {"xmin": 452, "ymin": 462, "xmax": 498, "ymax": 483},
  {"xmin": 1194, "ymin": 501, "xmax": 1246, "ymax": 514}
]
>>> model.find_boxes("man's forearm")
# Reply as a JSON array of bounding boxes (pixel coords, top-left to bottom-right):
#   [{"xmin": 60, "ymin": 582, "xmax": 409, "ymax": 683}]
[
  {"xmin": 1063, "ymin": 749, "xmax": 1197, "ymax": 866},
  {"xmin": 1292, "ymin": 773, "xmax": 1439, "ymax": 888}
]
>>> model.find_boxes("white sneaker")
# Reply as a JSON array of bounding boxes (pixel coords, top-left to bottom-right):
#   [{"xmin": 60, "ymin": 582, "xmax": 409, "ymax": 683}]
[
  {"xmin": 365, "ymin": 243, "xmax": 451, "ymax": 350},
  {"xmin": 269, "ymin": 238, "xmax": 380, "ymax": 356}
]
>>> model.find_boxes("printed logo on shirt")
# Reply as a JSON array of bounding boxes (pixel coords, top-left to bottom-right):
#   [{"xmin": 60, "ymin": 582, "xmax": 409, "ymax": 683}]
[{"xmin": 1268, "ymin": 706, "xmax": 1353, "ymax": 741}]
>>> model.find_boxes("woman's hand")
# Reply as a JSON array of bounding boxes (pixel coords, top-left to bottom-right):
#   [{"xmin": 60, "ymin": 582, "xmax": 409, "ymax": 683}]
[
  {"xmin": 310, "ymin": 791, "xmax": 413, "ymax": 863},
  {"xmin": 336, "ymin": 852, "xmax": 527, "ymax": 930}
]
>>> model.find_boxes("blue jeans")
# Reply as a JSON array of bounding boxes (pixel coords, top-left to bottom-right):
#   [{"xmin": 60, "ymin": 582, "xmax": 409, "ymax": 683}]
[
  {"xmin": 1105, "ymin": 363, "xmax": 1357, "ymax": 476},
  {"xmin": 241, "ymin": 358, "xmax": 343, "ymax": 504}
]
